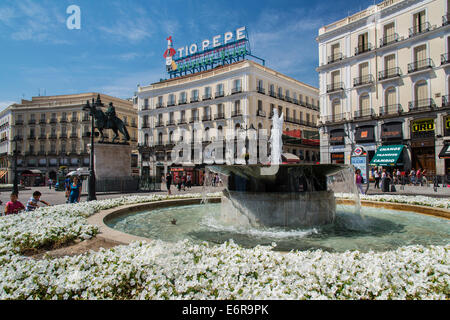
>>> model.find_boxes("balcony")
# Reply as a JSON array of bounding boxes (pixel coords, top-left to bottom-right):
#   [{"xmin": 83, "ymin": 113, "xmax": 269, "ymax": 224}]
[
  {"xmin": 131, "ymin": 122, "xmax": 137, "ymax": 128},
  {"xmin": 354, "ymin": 108, "xmax": 375, "ymax": 119},
  {"xmin": 70, "ymin": 133, "xmax": 78, "ymax": 138},
  {"xmin": 380, "ymin": 33, "xmax": 399, "ymax": 47},
  {"xmin": 353, "ymin": 74, "xmax": 374, "ymax": 87},
  {"xmin": 142, "ymin": 123, "xmax": 150, "ymax": 129},
  {"xmin": 71, "ymin": 117, "xmax": 78, "ymax": 123},
  {"xmin": 15, "ymin": 120, "xmax": 23, "ymax": 126},
  {"xmin": 257, "ymin": 110, "xmax": 266, "ymax": 117},
  {"xmin": 178, "ymin": 118, "xmax": 187, "ymax": 125},
  {"xmin": 49, "ymin": 134, "xmax": 57, "ymax": 139},
  {"xmin": 202, "ymin": 94, "xmax": 212, "ymax": 101},
  {"xmin": 202, "ymin": 115, "xmax": 212, "ymax": 122},
  {"xmin": 408, "ymin": 98, "xmax": 436, "ymax": 112},
  {"xmin": 442, "ymin": 95, "xmax": 450, "ymax": 108},
  {"xmin": 39, "ymin": 134, "xmax": 47, "ymax": 140},
  {"xmin": 355, "ymin": 43, "xmax": 372, "ymax": 55},
  {"xmin": 231, "ymin": 87, "xmax": 242, "ymax": 94},
  {"xmin": 189, "ymin": 117, "xmax": 199, "ymax": 123},
  {"xmin": 293, "ymin": 98, "xmax": 299, "ymax": 105},
  {"xmin": 285, "ymin": 96, "xmax": 292, "ymax": 103},
  {"xmin": 28, "ymin": 119, "xmax": 36, "ymax": 125},
  {"xmin": 378, "ymin": 67, "xmax": 402, "ymax": 81},
  {"xmin": 328, "ymin": 52, "xmax": 343, "ymax": 64},
  {"xmin": 269, "ymin": 90, "xmax": 276, "ymax": 98},
  {"xmin": 444, "ymin": 13, "xmax": 450, "ymax": 26},
  {"xmin": 257, "ymin": 86, "xmax": 265, "ymax": 94},
  {"xmin": 215, "ymin": 91, "xmax": 224, "ymax": 98},
  {"xmin": 277, "ymin": 93, "xmax": 285, "ymax": 100},
  {"xmin": 28, "ymin": 135, "xmax": 36, "ymax": 140},
  {"xmin": 49, "ymin": 118, "xmax": 57, "ymax": 124},
  {"xmin": 166, "ymin": 120, "xmax": 176, "ymax": 126},
  {"xmin": 37, "ymin": 151, "xmax": 46, "ymax": 156},
  {"xmin": 178, "ymin": 99, "xmax": 187, "ymax": 105},
  {"xmin": 82, "ymin": 117, "xmax": 90, "ymax": 122},
  {"xmin": 409, "ymin": 22, "xmax": 431, "ymax": 37},
  {"xmin": 327, "ymin": 82, "xmax": 344, "ymax": 93},
  {"xmin": 231, "ymin": 110, "xmax": 242, "ymax": 117},
  {"xmin": 323, "ymin": 113, "xmax": 346, "ymax": 123},
  {"xmin": 214, "ymin": 113, "xmax": 225, "ymax": 120},
  {"xmin": 190, "ymin": 97, "xmax": 199, "ymax": 103},
  {"xmin": 167, "ymin": 101, "xmax": 176, "ymax": 107},
  {"xmin": 155, "ymin": 122, "xmax": 164, "ymax": 128},
  {"xmin": 441, "ymin": 53, "xmax": 449, "ymax": 66},
  {"xmin": 60, "ymin": 118, "xmax": 68, "ymax": 123},
  {"xmin": 408, "ymin": 58, "xmax": 434, "ymax": 73},
  {"xmin": 380, "ymin": 104, "xmax": 403, "ymax": 116},
  {"xmin": 156, "ymin": 102, "xmax": 165, "ymax": 109},
  {"xmin": 39, "ymin": 119, "xmax": 47, "ymax": 124},
  {"xmin": 59, "ymin": 133, "xmax": 67, "ymax": 139}
]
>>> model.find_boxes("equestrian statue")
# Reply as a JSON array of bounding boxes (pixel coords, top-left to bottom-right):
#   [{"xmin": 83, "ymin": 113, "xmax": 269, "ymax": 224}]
[{"xmin": 82, "ymin": 95, "xmax": 130, "ymax": 143}]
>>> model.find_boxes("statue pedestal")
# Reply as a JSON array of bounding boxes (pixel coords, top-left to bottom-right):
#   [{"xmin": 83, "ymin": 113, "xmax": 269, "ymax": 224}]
[{"xmin": 88, "ymin": 143, "xmax": 137, "ymax": 192}]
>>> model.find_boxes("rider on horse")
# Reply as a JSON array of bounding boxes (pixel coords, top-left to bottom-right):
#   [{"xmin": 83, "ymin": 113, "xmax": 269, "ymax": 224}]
[{"xmin": 105, "ymin": 102, "xmax": 116, "ymax": 129}]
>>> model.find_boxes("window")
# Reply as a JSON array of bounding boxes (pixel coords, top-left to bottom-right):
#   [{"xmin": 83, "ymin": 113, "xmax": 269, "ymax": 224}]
[
  {"xmin": 331, "ymin": 70, "xmax": 340, "ymax": 84},
  {"xmin": 384, "ymin": 54, "xmax": 395, "ymax": 70},
  {"xmin": 60, "ymin": 143, "xmax": 65, "ymax": 153},
  {"xmin": 413, "ymin": 10, "xmax": 426, "ymax": 33},
  {"xmin": 144, "ymin": 98, "xmax": 149, "ymax": 109},
  {"xmin": 286, "ymin": 90, "xmax": 290, "ymax": 100},
  {"xmin": 168, "ymin": 94, "xmax": 175, "ymax": 105},
  {"xmin": 331, "ymin": 99, "xmax": 342, "ymax": 120},
  {"xmin": 359, "ymin": 62, "xmax": 369, "ymax": 77},
  {"xmin": 179, "ymin": 92, "xmax": 187, "ymax": 103},
  {"xmin": 413, "ymin": 44, "xmax": 427, "ymax": 62},
  {"xmin": 72, "ymin": 111, "xmax": 77, "ymax": 120},
  {"xmin": 216, "ymin": 83, "xmax": 224, "ymax": 95},
  {"xmin": 383, "ymin": 22, "xmax": 395, "ymax": 42},
  {"xmin": 233, "ymin": 79, "xmax": 241, "ymax": 90},
  {"xmin": 385, "ymin": 87, "xmax": 396, "ymax": 106},
  {"xmin": 158, "ymin": 132, "xmax": 163, "ymax": 145},
  {"xmin": 257, "ymin": 79, "xmax": 263, "ymax": 90},
  {"xmin": 191, "ymin": 90, "xmax": 199, "ymax": 101},
  {"xmin": 330, "ymin": 43, "xmax": 340, "ymax": 61},
  {"xmin": 234, "ymin": 101, "xmax": 241, "ymax": 112},
  {"xmin": 204, "ymin": 87, "xmax": 211, "ymax": 98},
  {"xmin": 144, "ymin": 134, "xmax": 149, "ymax": 146},
  {"xmin": 269, "ymin": 84, "xmax": 275, "ymax": 95},
  {"xmin": 359, "ymin": 93, "xmax": 370, "ymax": 113},
  {"xmin": 358, "ymin": 32, "xmax": 369, "ymax": 51},
  {"xmin": 414, "ymin": 80, "xmax": 428, "ymax": 101},
  {"xmin": 258, "ymin": 100, "xmax": 263, "ymax": 112}
]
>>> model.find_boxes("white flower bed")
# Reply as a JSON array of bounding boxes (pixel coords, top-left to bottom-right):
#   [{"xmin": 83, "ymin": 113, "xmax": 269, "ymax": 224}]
[
  {"xmin": 0, "ymin": 192, "xmax": 448, "ymax": 300},
  {"xmin": 336, "ymin": 193, "xmax": 450, "ymax": 209}
]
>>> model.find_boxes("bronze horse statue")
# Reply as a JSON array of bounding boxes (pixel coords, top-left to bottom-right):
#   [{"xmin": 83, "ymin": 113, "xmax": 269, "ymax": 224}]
[{"xmin": 83, "ymin": 97, "xmax": 130, "ymax": 143}]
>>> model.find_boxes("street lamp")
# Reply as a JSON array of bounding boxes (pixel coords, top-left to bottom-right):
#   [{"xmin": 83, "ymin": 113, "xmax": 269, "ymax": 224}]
[
  {"xmin": 82, "ymin": 94, "xmax": 103, "ymax": 201},
  {"xmin": 12, "ymin": 136, "xmax": 19, "ymax": 195}
]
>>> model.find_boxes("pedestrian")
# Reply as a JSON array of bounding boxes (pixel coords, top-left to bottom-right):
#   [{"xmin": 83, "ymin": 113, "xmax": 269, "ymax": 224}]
[
  {"xmin": 4, "ymin": 193, "xmax": 25, "ymax": 216},
  {"xmin": 165, "ymin": 172, "xmax": 172, "ymax": 195},
  {"xmin": 26, "ymin": 190, "xmax": 50, "ymax": 212},
  {"xmin": 64, "ymin": 177, "xmax": 71, "ymax": 203},
  {"xmin": 422, "ymin": 169, "xmax": 427, "ymax": 185},
  {"xmin": 48, "ymin": 178, "xmax": 53, "ymax": 190},
  {"xmin": 374, "ymin": 169, "xmax": 380, "ymax": 189},
  {"xmin": 416, "ymin": 168, "xmax": 422, "ymax": 186},
  {"xmin": 186, "ymin": 174, "xmax": 192, "ymax": 189},
  {"xmin": 66, "ymin": 176, "xmax": 82, "ymax": 204},
  {"xmin": 410, "ymin": 168, "xmax": 416, "ymax": 185},
  {"xmin": 355, "ymin": 169, "xmax": 364, "ymax": 195},
  {"xmin": 396, "ymin": 169, "xmax": 401, "ymax": 184},
  {"xmin": 177, "ymin": 175, "xmax": 182, "ymax": 191},
  {"xmin": 181, "ymin": 174, "xmax": 186, "ymax": 191}
]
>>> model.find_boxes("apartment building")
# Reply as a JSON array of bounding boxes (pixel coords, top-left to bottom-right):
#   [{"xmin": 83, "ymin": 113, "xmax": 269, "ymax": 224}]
[
  {"xmin": 137, "ymin": 60, "xmax": 320, "ymax": 183},
  {"xmin": 317, "ymin": 0, "xmax": 450, "ymax": 177},
  {"xmin": 0, "ymin": 93, "xmax": 138, "ymax": 185}
]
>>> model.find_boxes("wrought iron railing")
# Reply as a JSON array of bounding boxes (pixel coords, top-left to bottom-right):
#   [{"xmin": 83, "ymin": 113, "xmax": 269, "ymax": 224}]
[
  {"xmin": 380, "ymin": 33, "xmax": 399, "ymax": 47},
  {"xmin": 328, "ymin": 52, "xmax": 343, "ymax": 64},
  {"xmin": 257, "ymin": 86, "xmax": 265, "ymax": 94},
  {"xmin": 231, "ymin": 110, "xmax": 242, "ymax": 117},
  {"xmin": 202, "ymin": 115, "xmax": 212, "ymax": 121},
  {"xmin": 327, "ymin": 82, "xmax": 344, "ymax": 93},
  {"xmin": 231, "ymin": 87, "xmax": 242, "ymax": 94},
  {"xmin": 190, "ymin": 97, "xmax": 199, "ymax": 103},
  {"xmin": 202, "ymin": 94, "xmax": 212, "ymax": 100},
  {"xmin": 408, "ymin": 58, "xmax": 434, "ymax": 73},
  {"xmin": 156, "ymin": 102, "xmax": 165, "ymax": 108},
  {"xmin": 442, "ymin": 95, "xmax": 450, "ymax": 108},
  {"xmin": 409, "ymin": 22, "xmax": 431, "ymax": 37},
  {"xmin": 380, "ymin": 104, "xmax": 403, "ymax": 116},
  {"xmin": 323, "ymin": 113, "xmax": 346, "ymax": 123},
  {"xmin": 215, "ymin": 91, "xmax": 224, "ymax": 98},
  {"xmin": 441, "ymin": 53, "xmax": 449, "ymax": 65},
  {"xmin": 355, "ymin": 43, "xmax": 372, "ymax": 55},
  {"xmin": 354, "ymin": 108, "xmax": 375, "ymax": 119},
  {"xmin": 408, "ymin": 98, "xmax": 436, "ymax": 111},
  {"xmin": 353, "ymin": 74, "xmax": 374, "ymax": 87},
  {"xmin": 257, "ymin": 110, "xmax": 266, "ymax": 117},
  {"xmin": 215, "ymin": 113, "xmax": 225, "ymax": 120},
  {"xmin": 443, "ymin": 13, "xmax": 450, "ymax": 26},
  {"xmin": 378, "ymin": 67, "xmax": 402, "ymax": 80}
]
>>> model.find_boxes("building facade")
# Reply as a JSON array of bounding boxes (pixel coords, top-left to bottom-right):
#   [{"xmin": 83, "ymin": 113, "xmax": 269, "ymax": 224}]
[
  {"xmin": 137, "ymin": 60, "xmax": 320, "ymax": 183},
  {"xmin": 0, "ymin": 93, "xmax": 138, "ymax": 185},
  {"xmin": 317, "ymin": 0, "xmax": 450, "ymax": 177}
]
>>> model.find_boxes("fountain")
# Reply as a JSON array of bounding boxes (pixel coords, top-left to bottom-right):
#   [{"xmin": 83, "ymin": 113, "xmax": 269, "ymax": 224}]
[{"xmin": 208, "ymin": 109, "xmax": 347, "ymax": 228}]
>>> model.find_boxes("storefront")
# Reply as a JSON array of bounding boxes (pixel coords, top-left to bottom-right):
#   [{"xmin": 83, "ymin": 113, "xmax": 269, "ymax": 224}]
[
  {"xmin": 329, "ymin": 129, "xmax": 345, "ymax": 164},
  {"xmin": 370, "ymin": 145, "xmax": 404, "ymax": 168},
  {"xmin": 331, "ymin": 152, "xmax": 345, "ymax": 164},
  {"xmin": 410, "ymin": 118, "xmax": 436, "ymax": 174},
  {"xmin": 169, "ymin": 165, "xmax": 204, "ymax": 186},
  {"xmin": 380, "ymin": 122, "xmax": 405, "ymax": 169},
  {"xmin": 355, "ymin": 125, "xmax": 376, "ymax": 162}
]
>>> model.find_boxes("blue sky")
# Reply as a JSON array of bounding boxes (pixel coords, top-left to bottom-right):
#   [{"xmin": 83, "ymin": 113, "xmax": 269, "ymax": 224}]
[{"xmin": 0, "ymin": 0, "xmax": 376, "ymax": 110}]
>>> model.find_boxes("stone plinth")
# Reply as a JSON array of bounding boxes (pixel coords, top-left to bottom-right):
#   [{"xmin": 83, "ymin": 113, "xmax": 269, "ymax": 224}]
[
  {"xmin": 221, "ymin": 190, "xmax": 336, "ymax": 228},
  {"xmin": 89, "ymin": 143, "xmax": 132, "ymax": 179}
]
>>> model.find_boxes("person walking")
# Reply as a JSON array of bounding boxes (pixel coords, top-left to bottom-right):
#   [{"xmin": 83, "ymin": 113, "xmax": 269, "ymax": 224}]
[
  {"xmin": 4, "ymin": 193, "xmax": 25, "ymax": 216},
  {"xmin": 396, "ymin": 169, "xmax": 401, "ymax": 185},
  {"xmin": 66, "ymin": 176, "xmax": 82, "ymax": 204},
  {"xmin": 165, "ymin": 172, "xmax": 172, "ymax": 195},
  {"xmin": 416, "ymin": 168, "xmax": 422, "ymax": 186},
  {"xmin": 176, "ymin": 175, "xmax": 182, "ymax": 191},
  {"xmin": 374, "ymin": 169, "xmax": 380, "ymax": 189},
  {"xmin": 181, "ymin": 174, "xmax": 186, "ymax": 191},
  {"xmin": 355, "ymin": 169, "xmax": 365, "ymax": 195},
  {"xmin": 48, "ymin": 178, "xmax": 53, "ymax": 190},
  {"xmin": 410, "ymin": 168, "xmax": 416, "ymax": 185}
]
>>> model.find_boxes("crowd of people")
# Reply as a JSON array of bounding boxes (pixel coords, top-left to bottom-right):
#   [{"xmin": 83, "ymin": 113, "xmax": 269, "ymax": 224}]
[{"xmin": 162, "ymin": 172, "xmax": 222, "ymax": 195}]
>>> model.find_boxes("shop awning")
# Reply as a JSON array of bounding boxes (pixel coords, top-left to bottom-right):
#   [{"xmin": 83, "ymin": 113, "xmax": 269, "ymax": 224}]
[
  {"xmin": 282, "ymin": 153, "xmax": 300, "ymax": 163},
  {"xmin": 370, "ymin": 145, "xmax": 404, "ymax": 166},
  {"xmin": 438, "ymin": 144, "xmax": 450, "ymax": 159}
]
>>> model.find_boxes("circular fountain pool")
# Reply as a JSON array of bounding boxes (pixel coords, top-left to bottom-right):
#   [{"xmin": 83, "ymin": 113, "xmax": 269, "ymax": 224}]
[{"xmin": 106, "ymin": 203, "xmax": 450, "ymax": 252}]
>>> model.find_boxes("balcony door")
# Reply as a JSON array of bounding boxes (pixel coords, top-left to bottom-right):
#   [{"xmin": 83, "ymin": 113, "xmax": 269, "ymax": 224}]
[
  {"xmin": 331, "ymin": 43, "xmax": 340, "ymax": 60},
  {"xmin": 384, "ymin": 54, "xmax": 395, "ymax": 70},
  {"xmin": 359, "ymin": 62, "xmax": 369, "ymax": 77},
  {"xmin": 414, "ymin": 80, "xmax": 428, "ymax": 108},
  {"xmin": 331, "ymin": 99, "xmax": 342, "ymax": 121},
  {"xmin": 414, "ymin": 44, "xmax": 426, "ymax": 62},
  {"xmin": 358, "ymin": 33, "xmax": 368, "ymax": 49},
  {"xmin": 385, "ymin": 87, "xmax": 396, "ymax": 106},
  {"xmin": 331, "ymin": 70, "xmax": 340, "ymax": 86},
  {"xmin": 413, "ymin": 11, "xmax": 426, "ymax": 32},
  {"xmin": 359, "ymin": 93, "xmax": 370, "ymax": 115},
  {"xmin": 383, "ymin": 22, "xmax": 395, "ymax": 39}
]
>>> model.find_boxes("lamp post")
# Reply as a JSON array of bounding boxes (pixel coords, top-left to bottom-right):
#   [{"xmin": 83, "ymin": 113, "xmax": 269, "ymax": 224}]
[
  {"xmin": 82, "ymin": 95, "xmax": 103, "ymax": 201},
  {"xmin": 242, "ymin": 123, "xmax": 256, "ymax": 165},
  {"xmin": 12, "ymin": 136, "xmax": 19, "ymax": 195}
]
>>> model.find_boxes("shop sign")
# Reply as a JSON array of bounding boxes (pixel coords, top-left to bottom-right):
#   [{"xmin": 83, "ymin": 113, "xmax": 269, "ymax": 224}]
[
  {"xmin": 164, "ymin": 27, "xmax": 251, "ymax": 77},
  {"xmin": 331, "ymin": 153, "xmax": 344, "ymax": 160},
  {"xmin": 355, "ymin": 126, "xmax": 375, "ymax": 142},
  {"xmin": 412, "ymin": 119, "xmax": 434, "ymax": 132},
  {"xmin": 381, "ymin": 122, "xmax": 402, "ymax": 140}
]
